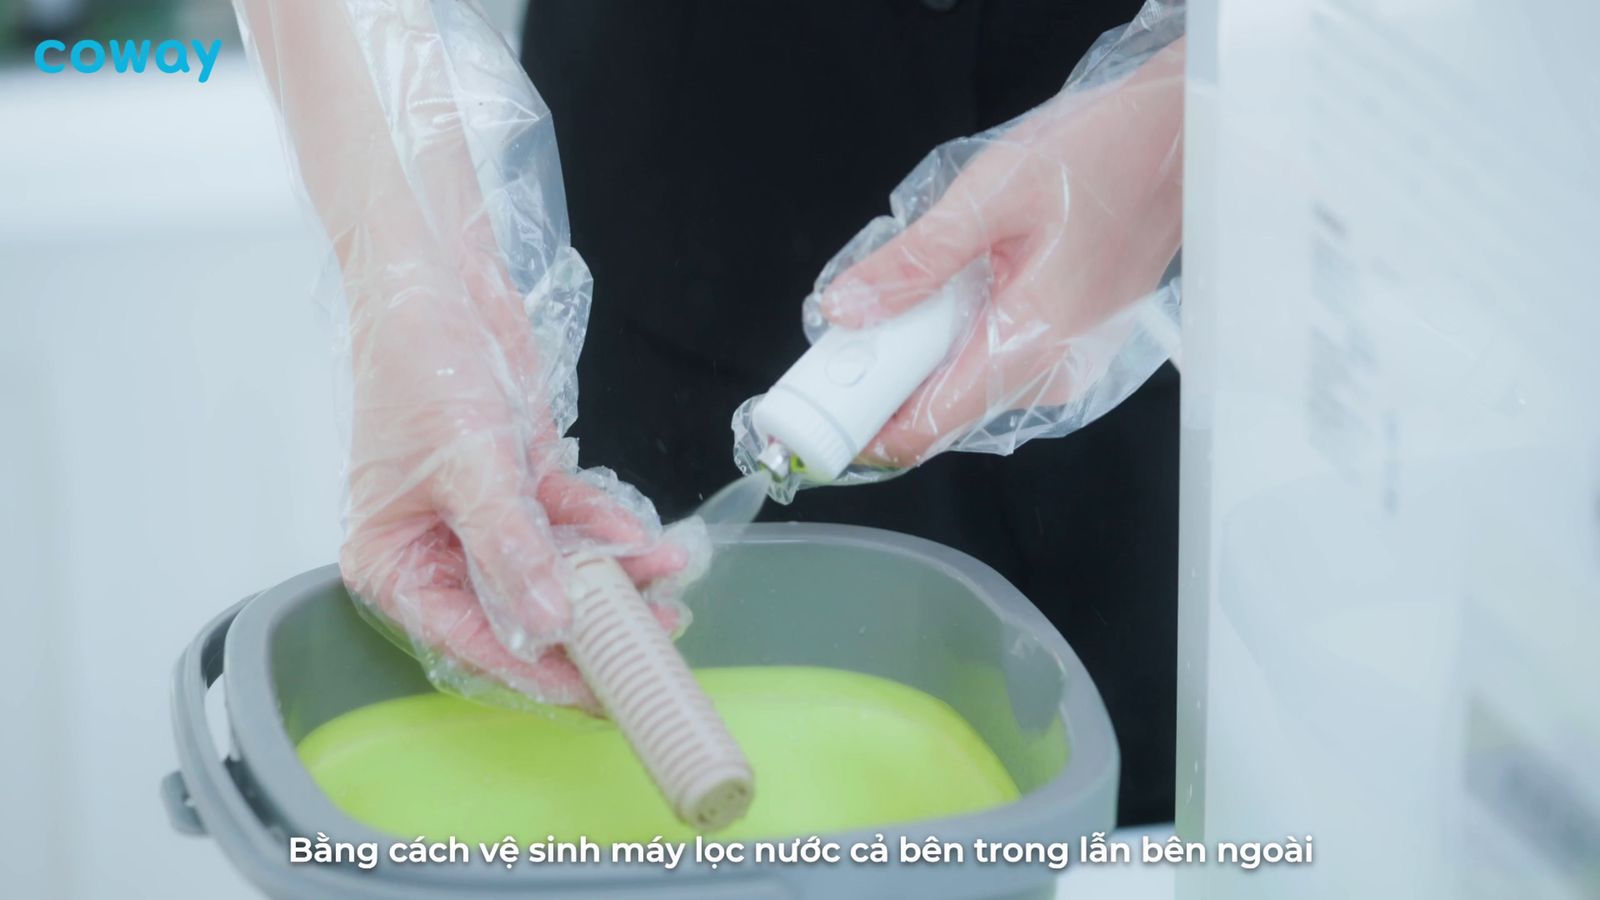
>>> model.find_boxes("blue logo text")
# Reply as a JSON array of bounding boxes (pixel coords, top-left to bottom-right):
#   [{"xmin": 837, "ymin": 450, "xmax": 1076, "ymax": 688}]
[{"xmin": 34, "ymin": 39, "xmax": 223, "ymax": 84}]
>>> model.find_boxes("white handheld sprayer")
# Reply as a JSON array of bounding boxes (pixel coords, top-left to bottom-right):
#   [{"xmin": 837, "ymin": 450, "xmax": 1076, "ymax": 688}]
[{"xmin": 750, "ymin": 266, "xmax": 983, "ymax": 484}]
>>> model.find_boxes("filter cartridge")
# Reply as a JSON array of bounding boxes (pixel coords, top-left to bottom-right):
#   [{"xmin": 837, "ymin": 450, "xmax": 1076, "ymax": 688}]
[{"xmin": 564, "ymin": 553, "xmax": 754, "ymax": 831}]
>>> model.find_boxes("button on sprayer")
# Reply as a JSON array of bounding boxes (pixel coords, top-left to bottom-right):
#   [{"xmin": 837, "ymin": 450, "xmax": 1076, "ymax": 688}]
[{"xmin": 751, "ymin": 265, "xmax": 983, "ymax": 483}]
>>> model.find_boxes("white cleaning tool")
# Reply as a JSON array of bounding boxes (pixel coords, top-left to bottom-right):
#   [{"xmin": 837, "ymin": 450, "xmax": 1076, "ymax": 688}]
[
  {"xmin": 751, "ymin": 268, "xmax": 980, "ymax": 484},
  {"xmin": 565, "ymin": 553, "xmax": 754, "ymax": 831}
]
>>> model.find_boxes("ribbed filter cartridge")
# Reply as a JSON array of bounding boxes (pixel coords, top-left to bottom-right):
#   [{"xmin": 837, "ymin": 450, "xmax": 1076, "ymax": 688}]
[{"xmin": 565, "ymin": 553, "xmax": 754, "ymax": 831}]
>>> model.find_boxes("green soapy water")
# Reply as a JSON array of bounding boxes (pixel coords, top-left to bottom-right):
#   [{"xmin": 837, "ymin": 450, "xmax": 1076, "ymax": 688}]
[{"xmin": 297, "ymin": 666, "xmax": 1019, "ymax": 844}]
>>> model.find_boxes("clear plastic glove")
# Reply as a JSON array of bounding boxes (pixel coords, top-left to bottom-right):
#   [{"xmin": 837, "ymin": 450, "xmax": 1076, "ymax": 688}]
[
  {"xmin": 338, "ymin": 286, "xmax": 697, "ymax": 709},
  {"xmin": 734, "ymin": 0, "xmax": 1185, "ymax": 483},
  {"xmin": 232, "ymin": 0, "xmax": 706, "ymax": 709}
]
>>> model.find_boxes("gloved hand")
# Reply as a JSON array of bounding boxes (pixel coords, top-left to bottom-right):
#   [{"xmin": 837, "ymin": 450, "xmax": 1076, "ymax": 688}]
[
  {"xmin": 338, "ymin": 276, "xmax": 696, "ymax": 709},
  {"xmin": 735, "ymin": 0, "xmax": 1185, "ymax": 479},
  {"xmin": 823, "ymin": 36, "xmax": 1184, "ymax": 467},
  {"xmin": 232, "ymin": 0, "xmax": 705, "ymax": 709}
]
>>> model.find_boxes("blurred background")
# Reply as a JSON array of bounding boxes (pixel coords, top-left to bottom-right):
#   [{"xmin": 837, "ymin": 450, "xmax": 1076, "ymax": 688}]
[{"xmin": 0, "ymin": 0, "xmax": 516, "ymax": 897}]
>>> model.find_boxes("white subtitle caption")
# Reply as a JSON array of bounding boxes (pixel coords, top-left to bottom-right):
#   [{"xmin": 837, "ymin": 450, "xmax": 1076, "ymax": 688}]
[{"xmin": 287, "ymin": 831, "xmax": 1314, "ymax": 872}]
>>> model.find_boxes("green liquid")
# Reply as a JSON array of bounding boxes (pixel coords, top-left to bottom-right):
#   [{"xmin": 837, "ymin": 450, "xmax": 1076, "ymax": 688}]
[{"xmin": 298, "ymin": 666, "xmax": 1018, "ymax": 844}]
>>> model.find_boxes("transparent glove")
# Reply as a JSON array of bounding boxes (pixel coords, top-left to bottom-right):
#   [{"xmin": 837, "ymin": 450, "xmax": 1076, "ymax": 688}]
[
  {"xmin": 338, "ymin": 298, "xmax": 700, "ymax": 709},
  {"xmin": 735, "ymin": 0, "xmax": 1185, "ymax": 483},
  {"xmin": 232, "ymin": 0, "xmax": 707, "ymax": 709}
]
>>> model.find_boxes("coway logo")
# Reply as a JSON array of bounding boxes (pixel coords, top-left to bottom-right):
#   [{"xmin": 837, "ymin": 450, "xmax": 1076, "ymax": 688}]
[{"xmin": 34, "ymin": 39, "xmax": 223, "ymax": 84}]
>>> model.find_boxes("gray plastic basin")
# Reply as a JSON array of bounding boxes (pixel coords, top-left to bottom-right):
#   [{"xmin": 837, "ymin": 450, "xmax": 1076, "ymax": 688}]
[{"xmin": 165, "ymin": 523, "xmax": 1117, "ymax": 898}]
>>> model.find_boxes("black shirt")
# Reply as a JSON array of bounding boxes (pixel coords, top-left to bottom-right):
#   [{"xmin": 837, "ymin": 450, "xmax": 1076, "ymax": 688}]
[{"xmin": 521, "ymin": 0, "xmax": 1176, "ymax": 825}]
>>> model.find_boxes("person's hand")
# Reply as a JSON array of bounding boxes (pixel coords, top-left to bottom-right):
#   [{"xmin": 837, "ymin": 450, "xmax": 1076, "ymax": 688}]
[
  {"xmin": 818, "ymin": 37, "xmax": 1185, "ymax": 468},
  {"xmin": 338, "ymin": 263, "xmax": 694, "ymax": 710},
  {"xmin": 232, "ymin": 0, "xmax": 703, "ymax": 710}
]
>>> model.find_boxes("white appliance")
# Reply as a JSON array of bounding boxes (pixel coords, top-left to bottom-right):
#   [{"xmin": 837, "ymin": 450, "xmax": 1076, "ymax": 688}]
[{"xmin": 1179, "ymin": 0, "xmax": 1600, "ymax": 897}]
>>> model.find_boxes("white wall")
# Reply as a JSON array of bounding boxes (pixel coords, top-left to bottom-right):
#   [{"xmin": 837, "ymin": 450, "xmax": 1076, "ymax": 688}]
[{"xmin": 0, "ymin": 58, "xmax": 341, "ymax": 898}]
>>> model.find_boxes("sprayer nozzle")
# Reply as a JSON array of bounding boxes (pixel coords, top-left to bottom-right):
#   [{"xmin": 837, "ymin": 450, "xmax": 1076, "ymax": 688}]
[{"xmin": 756, "ymin": 442, "xmax": 793, "ymax": 480}]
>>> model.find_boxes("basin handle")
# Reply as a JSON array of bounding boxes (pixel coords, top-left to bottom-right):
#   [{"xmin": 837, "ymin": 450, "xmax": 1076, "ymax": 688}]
[
  {"xmin": 164, "ymin": 598, "xmax": 245, "ymax": 836},
  {"xmin": 160, "ymin": 769, "xmax": 205, "ymax": 835},
  {"xmin": 165, "ymin": 597, "xmax": 265, "ymax": 846}
]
